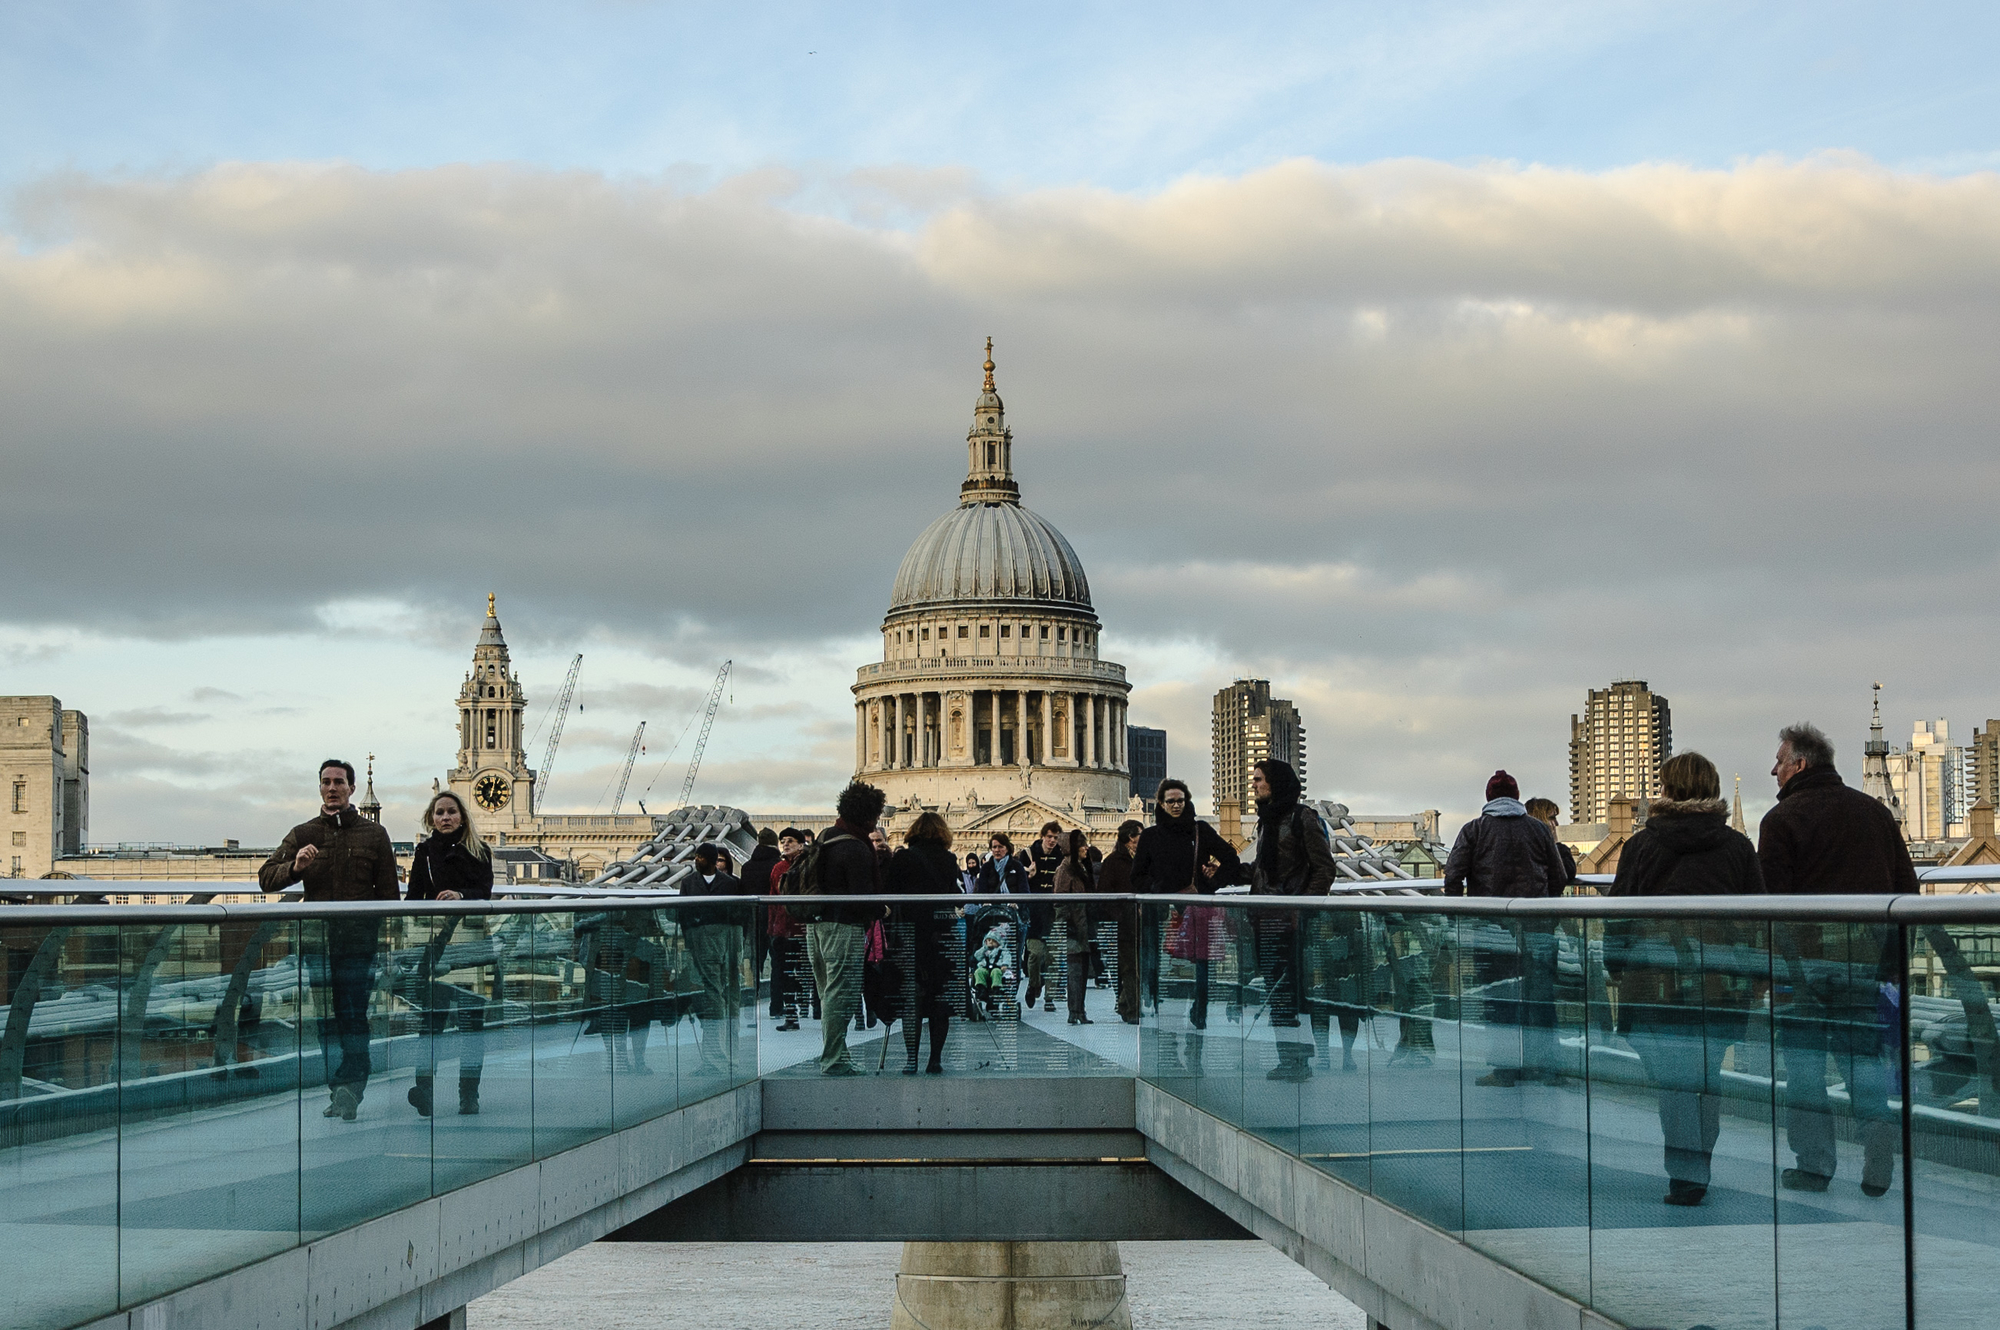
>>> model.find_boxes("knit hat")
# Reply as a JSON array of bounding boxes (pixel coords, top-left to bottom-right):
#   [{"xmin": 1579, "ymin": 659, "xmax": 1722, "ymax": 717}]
[{"xmin": 1485, "ymin": 770, "xmax": 1519, "ymax": 801}]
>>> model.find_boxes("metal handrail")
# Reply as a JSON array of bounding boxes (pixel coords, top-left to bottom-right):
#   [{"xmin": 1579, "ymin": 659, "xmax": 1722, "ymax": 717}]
[{"xmin": 6, "ymin": 886, "xmax": 2000, "ymax": 925}]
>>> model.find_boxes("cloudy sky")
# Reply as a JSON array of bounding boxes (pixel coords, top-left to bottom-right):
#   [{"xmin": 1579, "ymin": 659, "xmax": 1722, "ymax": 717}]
[{"xmin": 3, "ymin": 3, "xmax": 1997, "ymax": 846}]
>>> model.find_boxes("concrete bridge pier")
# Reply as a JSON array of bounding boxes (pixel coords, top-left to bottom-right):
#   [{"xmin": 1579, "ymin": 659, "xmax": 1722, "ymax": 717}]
[{"xmin": 890, "ymin": 1242, "xmax": 1132, "ymax": 1330}]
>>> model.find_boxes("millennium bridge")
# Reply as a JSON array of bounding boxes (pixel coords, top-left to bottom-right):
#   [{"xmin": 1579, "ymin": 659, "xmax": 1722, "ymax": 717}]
[{"xmin": 3, "ymin": 877, "xmax": 1995, "ymax": 1330}]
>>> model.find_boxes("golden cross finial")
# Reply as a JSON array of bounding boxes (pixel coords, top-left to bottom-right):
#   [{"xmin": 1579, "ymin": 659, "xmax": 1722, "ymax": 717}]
[
  {"xmin": 982, "ymin": 337, "xmax": 995, "ymax": 391},
  {"xmin": 487, "ymin": 592, "xmax": 496, "ymax": 617}
]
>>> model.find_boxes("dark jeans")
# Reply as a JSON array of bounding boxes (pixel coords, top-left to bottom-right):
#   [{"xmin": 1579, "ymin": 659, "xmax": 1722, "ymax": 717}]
[
  {"xmin": 1629, "ymin": 1009, "xmax": 1730, "ymax": 1186},
  {"xmin": 313, "ymin": 949, "xmax": 376, "ymax": 1092},
  {"xmin": 1067, "ymin": 947, "xmax": 1091, "ymax": 1017}
]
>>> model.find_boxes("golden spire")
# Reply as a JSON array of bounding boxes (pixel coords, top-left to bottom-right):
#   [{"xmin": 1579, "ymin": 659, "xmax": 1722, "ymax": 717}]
[
  {"xmin": 982, "ymin": 337, "xmax": 995, "ymax": 392},
  {"xmin": 487, "ymin": 592, "xmax": 496, "ymax": 617}
]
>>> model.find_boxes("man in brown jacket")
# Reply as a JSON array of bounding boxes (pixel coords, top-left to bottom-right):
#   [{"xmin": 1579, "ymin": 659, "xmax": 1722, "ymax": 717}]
[{"xmin": 260, "ymin": 759, "xmax": 400, "ymax": 1120}]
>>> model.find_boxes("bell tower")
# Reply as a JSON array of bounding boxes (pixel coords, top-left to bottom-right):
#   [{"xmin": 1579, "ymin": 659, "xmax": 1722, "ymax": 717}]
[{"xmin": 449, "ymin": 594, "xmax": 537, "ymax": 838}]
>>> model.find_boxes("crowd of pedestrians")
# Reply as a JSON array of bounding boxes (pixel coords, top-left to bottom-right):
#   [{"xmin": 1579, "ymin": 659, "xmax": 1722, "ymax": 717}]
[{"xmin": 253, "ymin": 718, "xmax": 1920, "ymax": 1212}]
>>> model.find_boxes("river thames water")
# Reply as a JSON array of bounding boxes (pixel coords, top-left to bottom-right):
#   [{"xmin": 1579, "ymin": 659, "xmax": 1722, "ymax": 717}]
[{"xmin": 471, "ymin": 1240, "xmax": 1369, "ymax": 1328}]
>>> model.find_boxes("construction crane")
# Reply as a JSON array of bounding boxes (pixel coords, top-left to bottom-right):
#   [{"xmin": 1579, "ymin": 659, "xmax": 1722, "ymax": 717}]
[
  {"xmin": 678, "ymin": 660, "xmax": 732, "ymax": 808},
  {"xmin": 610, "ymin": 721, "xmax": 646, "ymax": 814},
  {"xmin": 534, "ymin": 653, "xmax": 583, "ymax": 814}
]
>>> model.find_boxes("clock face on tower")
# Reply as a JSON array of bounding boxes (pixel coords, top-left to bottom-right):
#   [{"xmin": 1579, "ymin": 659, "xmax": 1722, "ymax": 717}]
[{"xmin": 474, "ymin": 773, "xmax": 511, "ymax": 812}]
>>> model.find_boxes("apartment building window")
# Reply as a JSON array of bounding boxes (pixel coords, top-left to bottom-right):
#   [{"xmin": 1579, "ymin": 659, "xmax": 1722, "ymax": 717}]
[
  {"xmin": 979, "ymin": 624, "xmax": 990, "ymax": 637},
  {"xmin": 958, "ymin": 625, "xmax": 969, "ymax": 638},
  {"xmin": 9, "ymin": 857, "xmax": 19, "ymax": 877},
  {"xmin": 999, "ymin": 625, "xmax": 1011, "ymax": 638},
  {"xmin": 10, "ymin": 831, "xmax": 23, "ymax": 846},
  {"xmin": 11, "ymin": 782, "xmax": 23, "ymax": 814}
]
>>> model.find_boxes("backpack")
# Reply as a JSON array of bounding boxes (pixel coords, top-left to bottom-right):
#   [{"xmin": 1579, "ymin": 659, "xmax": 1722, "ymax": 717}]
[{"xmin": 781, "ymin": 832, "xmax": 857, "ymax": 920}]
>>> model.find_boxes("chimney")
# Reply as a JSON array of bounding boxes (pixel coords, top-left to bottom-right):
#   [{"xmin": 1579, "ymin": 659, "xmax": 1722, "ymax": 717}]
[{"xmin": 1608, "ymin": 796, "xmax": 1635, "ymax": 837}]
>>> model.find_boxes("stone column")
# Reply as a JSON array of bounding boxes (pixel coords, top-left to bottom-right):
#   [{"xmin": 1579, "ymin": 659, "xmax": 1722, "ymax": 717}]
[
  {"xmin": 989, "ymin": 689, "xmax": 1000, "ymax": 766},
  {"xmin": 916, "ymin": 692, "xmax": 929, "ymax": 768},
  {"xmin": 894, "ymin": 694, "xmax": 907, "ymax": 770},
  {"xmin": 890, "ymin": 1242, "xmax": 1130, "ymax": 1330},
  {"xmin": 1086, "ymin": 694, "xmax": 1099, "ymax": 768},
  {"xmin": 1017, "ymin": 690, "xmax": 1029, "ymax": 766},
  {"xmin": 1039, "ymin": 691, "xmax": 1052, "ymax": 766},
  {"xmin": 855, "ymin": 703, "xmax": 864, "ymax": 774}
]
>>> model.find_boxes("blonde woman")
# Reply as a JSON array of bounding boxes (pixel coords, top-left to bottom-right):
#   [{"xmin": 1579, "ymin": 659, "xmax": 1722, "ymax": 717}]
[{"xmin": 407, "ymin": 790, "xmax": 494, "ymax": 1116}]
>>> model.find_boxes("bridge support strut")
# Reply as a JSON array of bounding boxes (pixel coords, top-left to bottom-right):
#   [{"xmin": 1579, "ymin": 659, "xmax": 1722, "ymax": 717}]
[{"xmin": 890, "ymin": 1241, "xmax": 1132, "ymax": 1330}]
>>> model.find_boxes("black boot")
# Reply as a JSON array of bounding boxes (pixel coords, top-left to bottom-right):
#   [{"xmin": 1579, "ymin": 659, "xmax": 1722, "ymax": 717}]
[
  {"xmin": 407, "ymin": 1074, "xmax": 434, "ymax": 1118},
  {"xmin": 458, "ymin": 1075, "xmax": 480, "ymax": 1115}
]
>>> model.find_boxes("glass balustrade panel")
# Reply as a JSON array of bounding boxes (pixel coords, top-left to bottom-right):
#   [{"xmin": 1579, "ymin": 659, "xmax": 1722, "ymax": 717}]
[
  {"xmin": 1769, "ymin": 920, "xmax": 1905, "ymax": 1330},
  {"xmin": 1907, "ymin": 919, "xmax": 2000, "ymax": 1330},
  {"xmin": 3, "ymin": 918, "xmax": 124, "ymax": 1330},
  {"xmin": 1297, "ymin": 907, "xmax": 1371, "ymax": 1191},
  {"xmin": 413, "ymin": 910, "xmax": 533, "ymax": 1192},
  {"xmin": 118, "ymin": 918, "xmax": 303, "ymax": 1305},
  {"xmin": 1461, "ymin": 912, "xmax": 1591, "ymax": 1303},
  {"xmin": 1589, "ymin": 913, "xmax": 1775, "ymax": 1330},
  {"xmin": 1366, "ymin": 909, "xmax": 1462, "ymax": 1235},
  {"xmin": 300, "ymin": 913, "xmax": 424, "ymax": 1238},
  {"xmin": 532, "ymin": 910, "xmax": 616, "ymax": 1158}
]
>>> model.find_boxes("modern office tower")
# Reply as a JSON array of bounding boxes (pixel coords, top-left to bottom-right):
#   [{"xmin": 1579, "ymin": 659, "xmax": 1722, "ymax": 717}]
[
  {"xmin": 1892, "ymin": 719, "xmax": 1968, "ymax": 841},
  {"xmin": 1127, "ymin": 725, "xmax": 1167, "ymax": 803},
  {"xmin": 1211, "ymin": 679, "xmax": 1305, "ymax": 817},
  {"xmin": 1567, "ymin": 679, "xmax": 1672, "ymax": 824}
]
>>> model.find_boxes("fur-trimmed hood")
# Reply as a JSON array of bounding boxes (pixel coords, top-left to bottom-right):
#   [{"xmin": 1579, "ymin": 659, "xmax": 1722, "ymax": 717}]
[{"xmin": 1647, "ymin": 797, "xmax": 1728, "ymax": 819}]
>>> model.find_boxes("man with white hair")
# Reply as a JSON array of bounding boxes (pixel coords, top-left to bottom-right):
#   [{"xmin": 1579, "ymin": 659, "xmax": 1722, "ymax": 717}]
[{"xmin": 1759, "ymin": 721, "xmax": 1915, "ymax": 1200}]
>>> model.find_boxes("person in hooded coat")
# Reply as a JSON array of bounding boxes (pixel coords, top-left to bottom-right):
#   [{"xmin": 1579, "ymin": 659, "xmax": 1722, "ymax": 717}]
[
  {"xmin": 1233, "ymin": 759, "xmax": 1337, "ymax": 1081},
  {"xmin": 1606, "ymin": 751, "xmax": 1765, "ymax": 1206}
]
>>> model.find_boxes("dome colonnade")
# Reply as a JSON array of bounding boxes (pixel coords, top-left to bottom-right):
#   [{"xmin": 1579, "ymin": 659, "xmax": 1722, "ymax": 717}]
[{"xmin": 853, "ymin": 344, "xmax": 1133, "ymax": 814}]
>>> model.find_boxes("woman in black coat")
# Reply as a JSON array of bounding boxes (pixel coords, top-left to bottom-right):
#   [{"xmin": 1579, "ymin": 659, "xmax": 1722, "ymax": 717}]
[
  {"xmin": 406, "ymin": 790, "xmax": 496, "ymax": 1117},
  {"xmin": 1133, "ymin": 778, "xmax": 1240, "ymax": 1035},
  {"xmin": 885, "ymin": 811, "xmax": 961, "ymax": 1074},
  {"xmin": 1605, "ymin": 751, "xmax": 1764, "ymax": 1207}
]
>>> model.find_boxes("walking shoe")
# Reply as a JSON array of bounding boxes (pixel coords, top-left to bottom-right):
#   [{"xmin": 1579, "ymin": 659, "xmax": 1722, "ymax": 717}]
[
  {"xmin": 822, "ymin": 1061, "xmax": 865, "ymax": 1077},
  {"xmin": 1780, "ymin": 1168, "xmax": 1831, "ymax": 1192},
  {"xmin": 459, "ymin": 1084, "xmax": 481, "ymax": 1116},
  {"xmin": 407, "ymin": 1076, "xmax": 434, "ymax": 1118},
  {"xmin": 1266, "ymin": 1060, "xmax": 1313, "ymax": 1083},
  {"xmin": 1664, "ymin": 1180, "xmax": 1707, "ymax": 1206},
  {"xmin": 326, "ymin": 1085, "xmax": 359, "ymax": 1121},
  {"xmin": 778, "ymin": 1019, "xmax": 800, "ymax": 1031},
  {"xmin": 1043, "ymin": 1001, "xmax": 1057, "ymax": 1012}
]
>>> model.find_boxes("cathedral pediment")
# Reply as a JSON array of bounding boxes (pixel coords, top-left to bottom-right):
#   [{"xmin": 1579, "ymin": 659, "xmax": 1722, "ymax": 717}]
[{"xmin": 958, "ymin": 795, "xmax": 1089, "ymax": 835}]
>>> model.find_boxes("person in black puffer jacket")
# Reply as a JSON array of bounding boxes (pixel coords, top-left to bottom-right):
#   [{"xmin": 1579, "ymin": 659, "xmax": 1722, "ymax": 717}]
[
  {"xmin": 406, "ymin": 790, "xmax": 495, "ymax": 1118},
  {"xmin": 885, "ymin": 811, "xmax": 960, "ymax": 1074},
  {"xmin": 1605, "ymin": 751, "xmax": 1764, "ymax": 1208}
]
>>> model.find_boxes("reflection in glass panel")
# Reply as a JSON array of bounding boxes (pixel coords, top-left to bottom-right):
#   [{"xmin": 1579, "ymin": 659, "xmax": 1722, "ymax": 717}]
[
  {"xmin": 1142, "ymin": 901, "xmax": 1243, "ymax": 1124},
  {"xmin": 1461, "ymin": 913, "xmax": 1590, "ymax": 1303},
  {"xmin": 1591, "ymin": 913, "xmax": 1775, "ymax": 1330},
  {"xmin": 1771, "ymin": 921, "xmax": 1904, "ymax": 1330},
  {"xmin": 3, "ymin": 920, "xmax": 123, "ymax": 1330},
  {"xmin": 1298, "ymin": 908, "xmax": 1371, "ymax": 1191},
  {"xmin": 411, "ymin": 910, "xmax": 532, "ymax": 1192},
  {"xmin": 1367, "ymin": 910, "xmax": 1461, "ymax": 1234},
  {"xmin": 301, "ymin": 913, "xmax": 425, "ymax": 1237},
  {"xmin": 119, "ymin": 918, "xmax": 302, "ymax": 1305},
  {"xmin": 675, "ymin": 900, "xmax": 748, "ymax": 1107},
  {"xmin": 1909, "ymin": 920, "xmax": 2000, "ymax": 1330},
  {"xmin": 534, "ymin": 910, "xmax": 615, "ymax": 1158}
]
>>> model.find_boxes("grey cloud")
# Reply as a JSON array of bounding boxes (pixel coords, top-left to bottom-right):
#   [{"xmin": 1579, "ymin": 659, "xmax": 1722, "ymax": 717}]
[{"xmin": 6, "ymin": 156, "xmax": 1998, "ymax": 835}]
